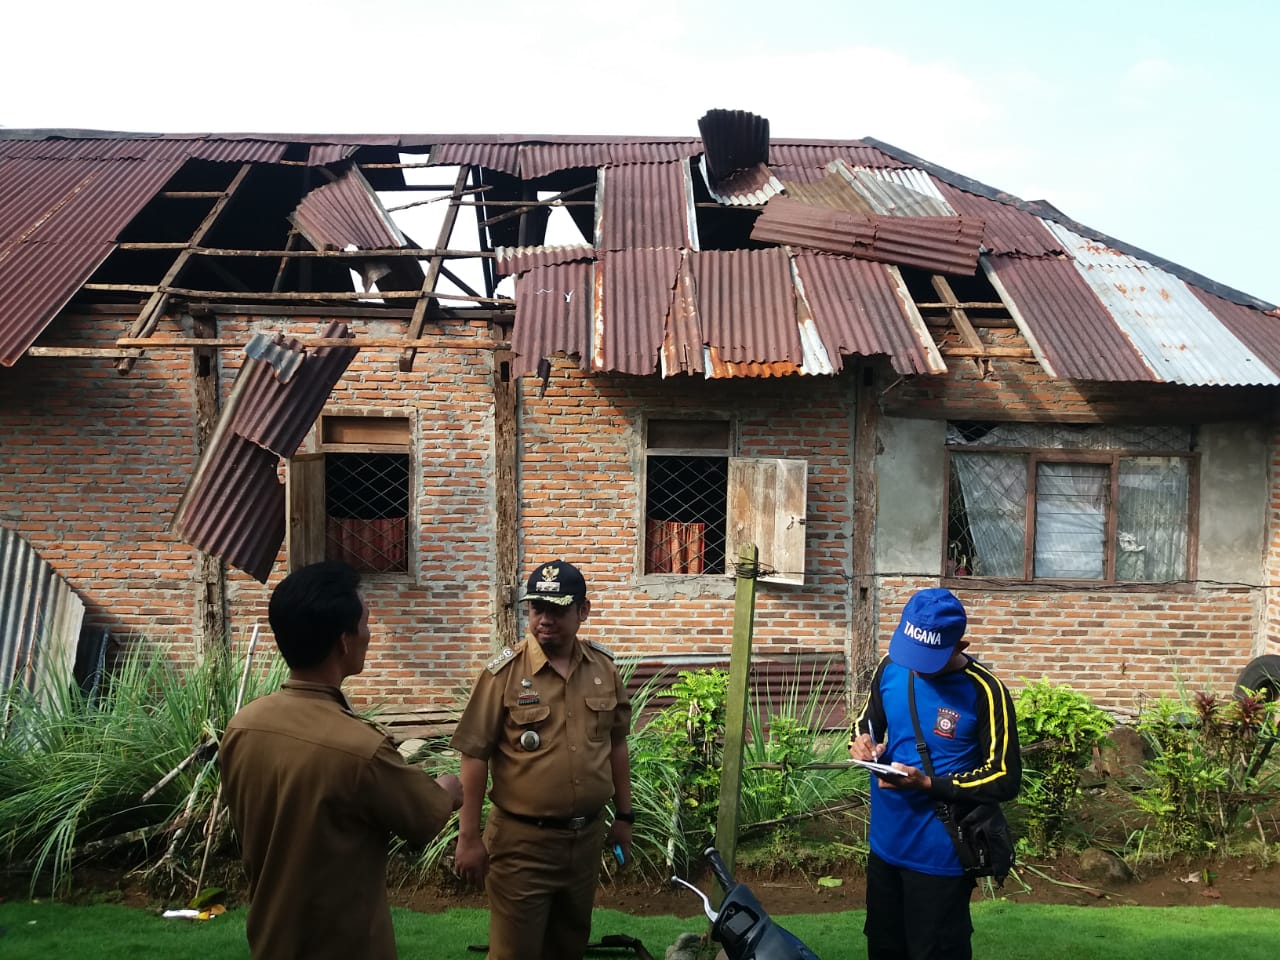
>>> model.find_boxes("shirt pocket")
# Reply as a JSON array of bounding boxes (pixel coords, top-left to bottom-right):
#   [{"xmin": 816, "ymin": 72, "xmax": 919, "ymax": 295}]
[
  {"xmin": 508, "ymin": 704, "xmax": 550, "ymax": 730},
  {"xmin": 584, "ymin": 697, "xmax": 616, "ymax": 742}
]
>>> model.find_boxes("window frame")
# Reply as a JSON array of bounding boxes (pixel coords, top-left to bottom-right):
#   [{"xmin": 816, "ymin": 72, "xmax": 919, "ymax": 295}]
[
  {"xmin": 286, "ymin": 407, "xmax": 417, "ymax": 581},
  {"xmin": 639, "ymin": 416, "xmax": 809, "ymax": 585},
  {"xmin": 944, "ymin": 434, "xmax": 1199, "ymax": 588}
]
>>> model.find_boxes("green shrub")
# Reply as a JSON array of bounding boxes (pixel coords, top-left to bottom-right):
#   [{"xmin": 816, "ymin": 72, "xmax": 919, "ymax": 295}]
[
  {"xmin": 1133, "ymin": 689, "xmax": 1280, "ymax": 852},
  {"xmin": 1013, "ymin": 677, "xmax": 1114, "ymax": 853}
]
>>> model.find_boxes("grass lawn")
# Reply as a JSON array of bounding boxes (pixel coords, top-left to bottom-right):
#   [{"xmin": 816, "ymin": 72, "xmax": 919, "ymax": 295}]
[{"xmin": 3, "ymin": 899, "xmax": 1280, "ymax": 959}]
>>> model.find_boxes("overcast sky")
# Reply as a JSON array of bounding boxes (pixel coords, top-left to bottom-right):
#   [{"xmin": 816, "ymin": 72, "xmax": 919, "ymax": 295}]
[{"xmin": 6, "ymin": 0, "xmax": 1277, "ymax": 305}]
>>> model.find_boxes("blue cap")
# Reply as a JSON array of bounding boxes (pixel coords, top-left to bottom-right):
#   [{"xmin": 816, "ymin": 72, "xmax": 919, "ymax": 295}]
[{"xmin": 888, "ymin": 588, "xmax": 967, "ymax": 674}]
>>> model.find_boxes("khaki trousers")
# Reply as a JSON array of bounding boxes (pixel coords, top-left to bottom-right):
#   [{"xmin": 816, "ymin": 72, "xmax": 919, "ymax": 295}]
[{"xmin": 483, "ymin": 806, "xmax": 608, "ymax": 960}]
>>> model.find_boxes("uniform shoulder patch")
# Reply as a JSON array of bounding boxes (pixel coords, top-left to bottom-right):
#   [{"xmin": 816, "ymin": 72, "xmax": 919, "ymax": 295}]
[
  {"xmin": 485, "ymin": 647, "xmax": 517, "ymax": 675},
  {"xmin": 587, "ymin": 639, "xmax": 615, "ymax": 660}
]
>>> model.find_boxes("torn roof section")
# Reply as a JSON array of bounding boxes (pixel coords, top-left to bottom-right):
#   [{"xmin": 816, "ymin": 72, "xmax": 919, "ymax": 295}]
[{"xmin": 1, "ymin": 113, "xmax": 1277, "ymax": 384}]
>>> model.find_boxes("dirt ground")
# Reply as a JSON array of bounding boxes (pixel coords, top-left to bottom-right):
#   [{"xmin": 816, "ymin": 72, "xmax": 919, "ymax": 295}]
[
  {"xmin": 387, "ymin": 852, "xmax": 1280, "ymax": 917},
  {"xmin": 6, "ymin": 850, "xmax": 1280, "ymax": 918}
]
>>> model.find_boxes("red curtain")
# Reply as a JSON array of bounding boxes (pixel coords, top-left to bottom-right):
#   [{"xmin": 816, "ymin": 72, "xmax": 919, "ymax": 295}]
[
  {"xmin": 646, "ymin": 520, "xmax": 706, "ymax": 574},
  {"xmin": 326, "ymin": 517, "xmax": 407, "ymax": 573}
]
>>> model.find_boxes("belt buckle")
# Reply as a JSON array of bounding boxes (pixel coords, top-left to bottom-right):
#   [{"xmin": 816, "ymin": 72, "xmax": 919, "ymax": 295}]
[{"xmin": 567, "ymin": 816, "xmax": 588, "ymax": 830}]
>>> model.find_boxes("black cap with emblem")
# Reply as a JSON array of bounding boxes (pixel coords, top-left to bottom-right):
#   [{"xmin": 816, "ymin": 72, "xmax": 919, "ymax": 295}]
[{"xmin": 518, "ymin": 560, "xmax": 587, "ymax": 607}]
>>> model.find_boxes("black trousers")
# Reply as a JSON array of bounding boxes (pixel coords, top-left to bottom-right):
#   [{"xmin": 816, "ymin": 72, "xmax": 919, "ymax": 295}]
[{"xmin": 864, "ymin": 851, "xmax": 976, "ymax": 960}]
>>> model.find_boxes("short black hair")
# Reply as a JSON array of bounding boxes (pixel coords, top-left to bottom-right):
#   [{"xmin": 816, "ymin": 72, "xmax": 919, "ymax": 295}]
[{"xmin": 268, "ymin": 561, "xmax": 363, "ymax": 669}]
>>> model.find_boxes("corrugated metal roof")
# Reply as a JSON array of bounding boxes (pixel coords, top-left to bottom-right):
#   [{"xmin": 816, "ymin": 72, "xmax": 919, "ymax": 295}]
[
  {"xmin": 511, "ymin": 260, "xmax": 595, "ymax": 378},
  {"xmin": 1042, "ymin": 221, "xmax": 1280, "ymax": 386},
  {"xmin": 778, "ymin": 169, "xmax": 876, "ymax": 213},
  {"xmin": 171, "ymin": 324, "xmax": 358, "ymax": 582},
  {"xmin": 698, "ymin": 109, "xmax": 770, "ymax": 182},
  {"xmin": 660, "ymin": 252, "xmax": 703, "ymax": 377},
  {"xmin": 0, "ymin": 526, "xmax": 84, "ymax": 705},
  {"xmin": 932, "ymin": 178, "xmax": 1063, "ymax": 257},
  {"xmin": 984, "ymin": 254, "xmax": 1157, "ymax": 382},
  {"xmin": 690, "ymin": 248, "xmax": 801, "ymax": 366},
  {"xmin": 597, "ymin": 249, "xmax": 681, "ymax": 374},
  {"xmin": 0, "ymin": 155, "xmax": 183, "ymax": 366},
  {"xmin": 842, "ymin": 165, "xmax": 954, "ymax": 217},
  {"xmin": 701, "ymin": 160, "xmax": 784, "ymax": 206},
  {"xmin": 1187, "ymin": 286, "xmax": 1280, "ymax": 378},
  {"xmin": 793, "ymin": 252, "xmax": 944, "ymax": 376},
  {"xmin": 751, "ymin": 198, "xmax": 984, "ymax": 275},
  {"xmin": 495, "ymin": 244, "xmax": 596, "ymax": 276},
  {"xmin": 290, "ymin": 166, "xmax": 406, "ymax": 250},
  {"xmin": 769, "ymin": 142, "xmax": 906, "ymax": 169},
  {"xmin": 597, "ymin": 162, "xmax": 693, "ymax": 250}
]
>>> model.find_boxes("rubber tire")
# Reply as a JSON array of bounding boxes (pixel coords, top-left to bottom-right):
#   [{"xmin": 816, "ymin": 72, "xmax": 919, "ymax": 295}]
[{"xmin": 1234, "ymin": 655, "xmax": 1280, "ymax": 702}]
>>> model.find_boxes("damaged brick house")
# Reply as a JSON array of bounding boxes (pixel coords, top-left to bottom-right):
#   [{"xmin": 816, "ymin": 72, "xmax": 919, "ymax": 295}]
[{"xmin": 1, "ymin": 110, "xmax": 1277, "ymax": 726}]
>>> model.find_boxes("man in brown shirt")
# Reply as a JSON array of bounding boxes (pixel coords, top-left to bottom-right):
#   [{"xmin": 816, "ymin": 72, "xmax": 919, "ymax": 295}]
[
  {"xmin": 451, "ymin": 559, "xmax": 634, "ymax": 960},
  {"xmin": 219, "ymin": 561, "xmax": 463, "ymax": 960}
]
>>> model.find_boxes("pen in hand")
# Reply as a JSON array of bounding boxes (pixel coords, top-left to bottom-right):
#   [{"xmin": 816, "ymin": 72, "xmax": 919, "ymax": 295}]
[{"xmin": 868, "ymin": 718, "xmax": 879, "ymax": 759}]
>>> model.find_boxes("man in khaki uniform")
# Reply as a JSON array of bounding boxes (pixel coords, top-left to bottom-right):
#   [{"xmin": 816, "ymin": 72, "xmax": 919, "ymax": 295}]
[
  {"xmin": 452, "ymin": 559, "xmax": 634, "ymax": 960},
  {"xmin": 220, "ymin": 561, "xmax": 463, "ymax": 960}
]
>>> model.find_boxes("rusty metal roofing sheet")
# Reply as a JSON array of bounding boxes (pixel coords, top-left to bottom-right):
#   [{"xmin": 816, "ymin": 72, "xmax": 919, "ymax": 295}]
[
  {"xmin": 983, "ymin": 254, "xmax": 1156, "ymax": 382},
  {"xmin": 308, "ymin": 143, "xmax": 356, "ymax": 165},
  {"xmin": 932, "ymin": 178, "xmax": 1063, "ymax": 257},
  {"xmin": 778, "ymin": 169, "xmax": 876, "ymax": 213},
  {"xmin": 690, "ymin": 248, "xmax": 800, "ymax": 365},
  {"xmin": 598, "ymin": 162, "xmax": 693, "ymax": 250},
  {"xmin": 660, "ymin": 252, "xmax": 703, "ymax": 377},
  {"xmin": 701, "ymin": 160, "xmax": 784, "ymax": 206},
  {"xmin": 0, "ymin": 525, "xmax": 84, "ymax": 704},
  {"xmin": 1187, "ymin": 286, "xmax": 1280, "ymax": 379},
  {"xmin": 495, "ymin": 244, "xmax": 596, "ymax": 276},
  {"xmin": 793, "ymin": 252, "xmax": 944, "ymax": 376},
  {"xmin": 751, "ymin": 198, "xmax": 984, "ymax": 275},
  {"xmin": 769, "ymin": 142, "xmax": 906, "ymax": 169},
  {"xmin": 842, "ymin": 165, "xmax": 954, "ymax": 217},
  {"xmin": 290, "ymin": 166, "xmax": 406, "ymax": 251},
  {"xmin": 1041, "ymin": 221, "xmax": 1280, "ymax": 386},
  {"xmin": 511, "ymin": 260, "xmax": 595, "ymax": 378},
  {"xmin": 171, "ymin": 324, "xmax": 356, "ymax": 582},
  {"xmin": 698, "ymin": 109, "xmax": 770, "ymax": 182},
  {"xmin": 429, "ymin": 141, "xmax": 521, "ymax": 175},
  {"xmin": 230, "ymin": 323, "xmax": 359, "ymax": 457},
  {"xmin": 519, "ymin": 142, "xmax": 614, "ymax": 179},
  {"xmin": 597, "ymin": 248, "xmax": 681, "ymax": 374},
  {"xmin": 172, "ymin": 435, "xmax": 285, "ymax": 583},
  {"xmin": 0, "ymin": 155, "xmax": 183, "ymax": 366}
]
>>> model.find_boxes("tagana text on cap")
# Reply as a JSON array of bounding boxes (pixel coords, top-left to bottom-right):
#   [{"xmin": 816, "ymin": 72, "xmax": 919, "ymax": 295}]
[
  {"xmin": 518, "ymin": 560, "xmax": 587, "ymax": 607},
  {"xmin": 887, "ymin": 588, "xmax": 967, "ymax": 674}
]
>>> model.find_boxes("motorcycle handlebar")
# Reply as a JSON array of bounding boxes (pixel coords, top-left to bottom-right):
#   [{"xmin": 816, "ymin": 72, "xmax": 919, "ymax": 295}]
[{"xmin": 704, "ymin": 846, "xmax": 736, "ymax": 892}]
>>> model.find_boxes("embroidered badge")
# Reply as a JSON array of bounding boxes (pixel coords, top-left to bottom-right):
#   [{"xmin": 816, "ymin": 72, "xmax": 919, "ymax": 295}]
[{"xmin": 934, "ymin": 707, "xmax": 960, "ymax": 739}]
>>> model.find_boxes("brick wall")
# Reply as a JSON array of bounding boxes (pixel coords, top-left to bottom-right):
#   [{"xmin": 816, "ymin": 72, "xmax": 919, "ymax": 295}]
[{"xmin": 3, "ymin": 311, "xmax": 1275, "ymax": 720}]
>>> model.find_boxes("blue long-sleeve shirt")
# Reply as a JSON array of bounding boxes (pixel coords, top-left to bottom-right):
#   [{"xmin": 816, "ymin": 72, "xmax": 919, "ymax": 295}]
[{"xmin": 852, "ymin": 655, "xmax": 1021, "ymax": 875}]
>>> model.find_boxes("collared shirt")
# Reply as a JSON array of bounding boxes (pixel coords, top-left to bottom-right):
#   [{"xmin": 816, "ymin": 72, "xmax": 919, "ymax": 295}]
[
  {"xmin": 451, "ymin": 638, "xmax": 631, "ymax": 818},
  {"xmin": 219, "ymin": 680, "xmax": 455, "ymax": 960}
]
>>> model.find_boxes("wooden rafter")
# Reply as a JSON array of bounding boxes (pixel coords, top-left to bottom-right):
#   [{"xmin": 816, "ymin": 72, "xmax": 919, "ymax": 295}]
[
  {"xmin": 116, "ymin": 163, "xmax": 254, "ymax": 373},
  {"xmin": 400, "ymin": 165, "xmax": 470, "ymax": 372}
]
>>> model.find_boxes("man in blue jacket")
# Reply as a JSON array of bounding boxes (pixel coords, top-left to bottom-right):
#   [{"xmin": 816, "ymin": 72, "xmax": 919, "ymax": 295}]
[{"xmin": 850, "ymin": 588, "xmax": 1021, "ymax": 960}]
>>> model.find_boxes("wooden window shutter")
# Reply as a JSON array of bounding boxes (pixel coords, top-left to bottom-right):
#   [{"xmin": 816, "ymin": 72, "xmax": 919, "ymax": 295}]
[
  {"xmin": 726, "ymin": 458, "xmax": 808, "ymax": 585},
  {"xmin": 286, "ymin": 454, "xmax": 326, "ymax": 571}
]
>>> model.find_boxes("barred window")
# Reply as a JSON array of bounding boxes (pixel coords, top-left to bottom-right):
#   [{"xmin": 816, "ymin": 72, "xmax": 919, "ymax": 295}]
[
  {"xmin": 644, "ymin": 419, "xmax": 730, "ymax": 575},
  {"xmin": 288, "ymin": 414, "xmax": 413, "ymax": 576},
  {"xmin": 946, "ymin": 423, "xmax": 1194, "ymax": 583}
]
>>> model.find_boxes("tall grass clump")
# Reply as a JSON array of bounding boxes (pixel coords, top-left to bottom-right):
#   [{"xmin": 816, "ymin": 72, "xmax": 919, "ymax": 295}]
[{"xmin": 0, "ymin": 638, "xmax": 286, "ymax": 895}]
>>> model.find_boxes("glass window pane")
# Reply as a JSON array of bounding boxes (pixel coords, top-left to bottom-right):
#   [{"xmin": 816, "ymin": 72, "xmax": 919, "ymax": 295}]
[
  {"xmin": 1034, "ymin": 462, "xmax": 1107, "ymax": 579},
  {"xmin": 1117, "ymin": 457, "xmax": 1188, "ymax": 582},
  {"xmin": 949, "ymin": 452, "xmax": 1027, "ymax": 578}
]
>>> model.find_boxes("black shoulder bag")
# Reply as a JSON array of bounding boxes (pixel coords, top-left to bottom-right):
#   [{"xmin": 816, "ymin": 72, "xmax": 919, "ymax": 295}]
[{"xmin": 907, "ymin": 673, "xmax": 1015, "ymax": 885}]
